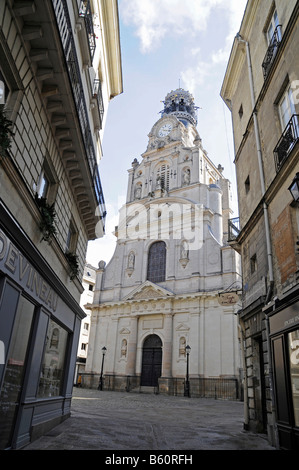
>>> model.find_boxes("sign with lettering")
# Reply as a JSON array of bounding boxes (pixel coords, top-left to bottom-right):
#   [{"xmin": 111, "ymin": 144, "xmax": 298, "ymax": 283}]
[
  {"xmin": 218, "ymin": 292, "xmax": 240, "ymax": 306},
  {"xmin": 0, "ymin": 229, "xmax": 58, "ymax": 312}
]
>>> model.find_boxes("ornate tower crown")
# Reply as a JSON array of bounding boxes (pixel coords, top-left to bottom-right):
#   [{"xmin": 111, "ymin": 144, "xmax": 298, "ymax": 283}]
[{"xmin": 160, "ymin": 88, "xmax": 199, "ymax": 127}]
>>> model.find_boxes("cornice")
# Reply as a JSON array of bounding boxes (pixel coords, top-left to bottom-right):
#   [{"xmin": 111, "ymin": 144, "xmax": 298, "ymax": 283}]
[{"xmin": 85, "ymin": 289, "xmax": 223, "ymax": 310}]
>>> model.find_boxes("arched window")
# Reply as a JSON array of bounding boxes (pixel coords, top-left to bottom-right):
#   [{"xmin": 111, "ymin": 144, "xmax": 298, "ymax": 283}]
[
  {"xmin": 147, "ymin": 241, "xmax": 166, "ymax": 283},
  {"xmin": 156, "ymin": 164, "xmax": 170, "ymax": 191}
]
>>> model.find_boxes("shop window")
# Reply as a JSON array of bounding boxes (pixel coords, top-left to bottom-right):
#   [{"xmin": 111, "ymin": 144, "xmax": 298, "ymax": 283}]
[
  {"xmin": 288, "ymin": 329, "xmax": 299, "ymax": 426},
  {"xmin": 37, "ymin": 319, "xmax": 68, "ymax": 398},
  {"xmin": 0, "ymin": 295, "xmax": 35, "ymax": 449},
  {"xmin": 147, "ymin": 241, "xmax": 166, "ymax": 283}
]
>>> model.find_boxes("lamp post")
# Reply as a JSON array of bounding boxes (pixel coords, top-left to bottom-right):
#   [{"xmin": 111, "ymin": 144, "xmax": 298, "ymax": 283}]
[
  {"xmin": 288, "ymin": 173, "xmax": 299, "ymax": 203},
  {"xmin": 98, "ymin": 346, "xmax": 107, "ymax": 391},
  {"xmin": 184, "ymin": 345, "xmax": 191, "ymax": 397}
]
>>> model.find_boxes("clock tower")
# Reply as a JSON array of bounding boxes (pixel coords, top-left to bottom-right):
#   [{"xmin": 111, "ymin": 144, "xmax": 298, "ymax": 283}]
[{"xmin": 84, "ymin": 89, "xmax": 242, "ymax": 397}]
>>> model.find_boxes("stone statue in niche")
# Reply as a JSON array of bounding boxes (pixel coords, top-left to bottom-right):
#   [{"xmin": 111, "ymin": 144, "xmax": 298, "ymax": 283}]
[
  {"xmin": 121, "ymin": 339, "xmax": 127, "ymax": 357},
  {"xmin": 179, "ymin": 336, "xmax": 186, "ymax": 356},
  {"xmin": 135, "ymin": 185, "xmax": 142, "ymax": 199},
  {"xmin": 156, "ymin": 175, "xmax": 161, "ymax": 189},
  {"xmin": 182, "ymin": 168, "xmax": 190, "ymax": 185},
  {"xmin": 179, "ymin": 241, "xmax": 189, "ymax": 268},
  {"xmin": 128, "ymin": 251, "xmax": 135, "ymax": 269},
  {"xmin": 126, "ymin": 251, "xmax": 135, "ymax": 277}
]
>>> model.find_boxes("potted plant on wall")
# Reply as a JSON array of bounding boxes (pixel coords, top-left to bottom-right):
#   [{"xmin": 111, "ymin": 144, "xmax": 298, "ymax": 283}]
[
  {"xmin": 65, "ymin": 251, "xmax": 79, "ymax": 280},
  {"xmin": 34, "ymin": 194, "xmax": 57, "ymax": 242},
  {"xmin": 0, "ymin": 106, "xmax": 14, "ymax": 156}
]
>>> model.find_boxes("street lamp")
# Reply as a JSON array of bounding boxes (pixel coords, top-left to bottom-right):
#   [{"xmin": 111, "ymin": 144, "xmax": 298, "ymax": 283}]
[
  {"xmin": 98, "ymin": 346, "xmax": 107, "ymax": 391},
  {"xmin": 288, "ymin": 173, "xmax": 299, "ymax": 203},
  {"xmin": 184, "ymin": 345, "xmax": 191, "ymax": 397}
]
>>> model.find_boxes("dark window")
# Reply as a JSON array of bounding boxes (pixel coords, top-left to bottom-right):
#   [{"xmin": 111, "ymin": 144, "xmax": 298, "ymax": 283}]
[
  {"xmin": 245, "ymin": 175, "xmax": 250, "ymax": 193},
  {"xmin": 147, "ymin": 241, "xmax": 166, "ymax": 283}
]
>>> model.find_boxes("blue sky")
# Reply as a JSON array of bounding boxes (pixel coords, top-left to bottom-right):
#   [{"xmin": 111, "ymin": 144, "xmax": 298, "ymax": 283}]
[{"xmin": 86, "ymin": 0, "xmax": 247, "ymax": 266}]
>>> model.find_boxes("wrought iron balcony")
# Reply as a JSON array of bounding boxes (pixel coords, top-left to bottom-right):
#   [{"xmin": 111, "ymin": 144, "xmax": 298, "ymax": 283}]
[
  {"xmin": 262, "ymin": 25, "xmax": 282, "ymax": 79},
  {"xmin": 78, "ymin": 0, "xmax": 96, "ymax": 61},
  {"xmin": 228, "ymin": 217, "xmax": 241, "ymax": 242},
  {"xmin": 274, "ymin": 115, "xmax": 299, "ymax": 172},
  {"xmin": 52, "ymin": 0, "xmax": 106, "ymax": 224}
]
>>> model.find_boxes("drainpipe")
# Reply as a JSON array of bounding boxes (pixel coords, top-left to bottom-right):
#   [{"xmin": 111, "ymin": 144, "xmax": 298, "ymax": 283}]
[
  {"xmin": 236, "ymin": 34, "xmax": 278, "ymax": 447},
  {"xmin": 238, "ymin": 314, "xmax": 249, "ymax": 429}
]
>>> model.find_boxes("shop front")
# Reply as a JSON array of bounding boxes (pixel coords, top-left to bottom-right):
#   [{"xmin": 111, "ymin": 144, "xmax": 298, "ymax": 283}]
[
  {"xmin": 0, "ymin": 201, "xmax": 84, "ymax": 449},
  {"xmin": 266, "ymin": 288, "xmax": 299, "ymax": 450}
]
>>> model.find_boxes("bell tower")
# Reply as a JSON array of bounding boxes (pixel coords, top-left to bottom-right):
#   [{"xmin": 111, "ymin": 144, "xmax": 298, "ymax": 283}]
[{"xmin": 160, "ymin": 87, "xmax": 199, "ymax": 127}]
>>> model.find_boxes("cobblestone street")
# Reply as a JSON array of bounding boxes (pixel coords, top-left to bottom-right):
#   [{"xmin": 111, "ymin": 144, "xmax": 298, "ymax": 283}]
[{"xmin": 23, "ymin": 388, "xmax": 275, "ymax": 452}]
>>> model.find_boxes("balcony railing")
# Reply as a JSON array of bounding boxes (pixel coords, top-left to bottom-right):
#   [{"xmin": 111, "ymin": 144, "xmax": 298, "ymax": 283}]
[
  {"xmin": 228, "ymin": 217, "xmax": 241, "ymax": 242},
  {"xmin": 78, "ymin": 0, "xmax": 96, "ymax": 61},
  {"xmin": 93, "ymin": 79, "xmax": 104, "ymax": 129},
  {"xmin": 274, "ymin": 115, "xmax": 299, "ymax": 172},
  {"xmin": 52, "ymin": 0, "xmax": 105, "ymax": 222},
  {"xmin": 262, "ymin": 25, "xmax": 282, "ymax": 79}
]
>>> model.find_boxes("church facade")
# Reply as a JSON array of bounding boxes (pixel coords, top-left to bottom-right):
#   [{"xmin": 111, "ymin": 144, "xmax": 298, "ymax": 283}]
[{"xmin": 84, "ymin": 89, "xmax": 242, "ymax": 397}]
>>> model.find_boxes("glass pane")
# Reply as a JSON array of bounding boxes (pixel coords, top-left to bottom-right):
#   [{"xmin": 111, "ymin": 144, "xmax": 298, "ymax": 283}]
[
  {"xmin": 38, "ymin": 173, "xmax": 49, "ymax": 198},
  {"xmin": 274, "ymin": 10, "xmax": 279, "ymax": 28},
  {"xmin": 37, "ymin": 319, "xmax": 68, "ymax": 398},
  {"xmin": 288, "ymin": 329, "xmax": 299, "ymax": 427},
  {"xmin": 279, "ymin": 94, "xmax": 291, "ymax": 130},
  {"xmin": 147, "ymin": 241, "xmax": 166, "ymax": 283},
  {"xmin": 267, "ymin": 23, "xmax": 274, "ymax": 43},
  {"xmin": 0, "ymin": 296, "xmax": 35, "ymax": 449}
]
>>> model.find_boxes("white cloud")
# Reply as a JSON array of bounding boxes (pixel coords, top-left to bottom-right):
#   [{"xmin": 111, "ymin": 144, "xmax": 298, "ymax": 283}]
[
  {"xmin": 120, "ymin": 0, "xmax": 225, "ymax": 53},
  {"xmin": 212, "ymin": 0, "xmax": 247, "ymax": 64},
  {"xmin": 120, "ymin": 0, "xmax": 247, "ymax": 59}
]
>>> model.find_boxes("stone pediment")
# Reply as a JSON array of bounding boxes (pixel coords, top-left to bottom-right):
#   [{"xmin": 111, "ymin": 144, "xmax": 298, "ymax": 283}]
[
  {"xmin": 123, "ymin": 281, "xmax": 173, "ymax": 301},
  {"xmin": 176, "ymin": 323, "xmax": 190, "ymax": 332}
]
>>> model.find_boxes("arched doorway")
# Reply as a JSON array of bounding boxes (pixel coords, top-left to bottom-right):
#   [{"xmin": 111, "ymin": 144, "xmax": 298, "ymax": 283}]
[{"xmin": 140, "ymin": 335, "xmax": 162, "ymax": 387}]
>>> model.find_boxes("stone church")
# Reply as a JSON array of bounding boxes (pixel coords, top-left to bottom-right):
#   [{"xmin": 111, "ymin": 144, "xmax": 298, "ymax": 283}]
[{"xmin": 84, "ymin": 89, "xmax": 242, "ymax": 397}]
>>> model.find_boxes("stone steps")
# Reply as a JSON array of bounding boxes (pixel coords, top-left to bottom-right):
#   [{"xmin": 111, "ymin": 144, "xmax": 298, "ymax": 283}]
[{"xmin": 130, "ymin": 386, "xmax": 157, "ymax": 394}]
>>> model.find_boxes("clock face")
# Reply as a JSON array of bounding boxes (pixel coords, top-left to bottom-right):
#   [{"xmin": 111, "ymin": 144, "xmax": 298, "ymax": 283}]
[{"xmin": 158, "ymin": 122, "xmax": 172, "ymax": 137}]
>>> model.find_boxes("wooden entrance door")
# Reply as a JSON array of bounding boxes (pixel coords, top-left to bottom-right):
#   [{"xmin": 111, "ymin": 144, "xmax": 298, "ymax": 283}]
[{"xmin": 140, "ymin": 335, "xmax": 162, "ymax": 387}]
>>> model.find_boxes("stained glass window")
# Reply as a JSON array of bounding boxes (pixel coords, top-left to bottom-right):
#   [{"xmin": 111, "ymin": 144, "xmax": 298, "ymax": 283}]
[{"xmin": 147, "ymin": 241, "xmax": 166, "ymax": 283}]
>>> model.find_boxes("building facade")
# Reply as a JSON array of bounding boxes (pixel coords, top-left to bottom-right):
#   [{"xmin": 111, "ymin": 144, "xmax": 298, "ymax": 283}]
[
  {"xmin": 84, "ymin": 89, "xmax": 242, "ymax": 398},
  {"xmin": 221, "ymin": 0, "xmax": 299, "ymax": 450},
  {"xmin": 75, "ymin": 263, "xmax": 96, "ymax": 382},
  {"xmin": 0, "ymin": 0, "xmax": 122, "ymax": 449}
]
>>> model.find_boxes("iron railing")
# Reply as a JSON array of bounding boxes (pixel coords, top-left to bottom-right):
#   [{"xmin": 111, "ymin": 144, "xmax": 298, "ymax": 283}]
[
  {"xmin": 93, "ymin": 79, "xmax": 104, "ymax": 129},
  {"xmin": 262, "ymin": 25, "xmax": 282, "ymax": 79},
  {"xmin": 228, "ymin": 217, "xmax": 241, "ymax": 241},
  {"xmin": 52, "ymin": 0, "xmax": 106, "ymax": 222},
  {"xmin": 97, "ymin": 375, "xmax": 240, "ymax": 400},
  {"xmin": 274, "ymin": 114, "xmax": 299, "ymax": 172},
  {"xmin": 77, "ymin": 0, "xmax": 96, "ymax": 61}
]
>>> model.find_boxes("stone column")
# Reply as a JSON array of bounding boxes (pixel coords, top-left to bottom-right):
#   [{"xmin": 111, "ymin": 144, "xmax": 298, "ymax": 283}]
[
  {"xmin": 159, "ymin": 313, "xmax": 173, "ymax": 394},
  {"xmin": 125, "ymin": 315, "xmax": 138, "ymax": 376}
]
